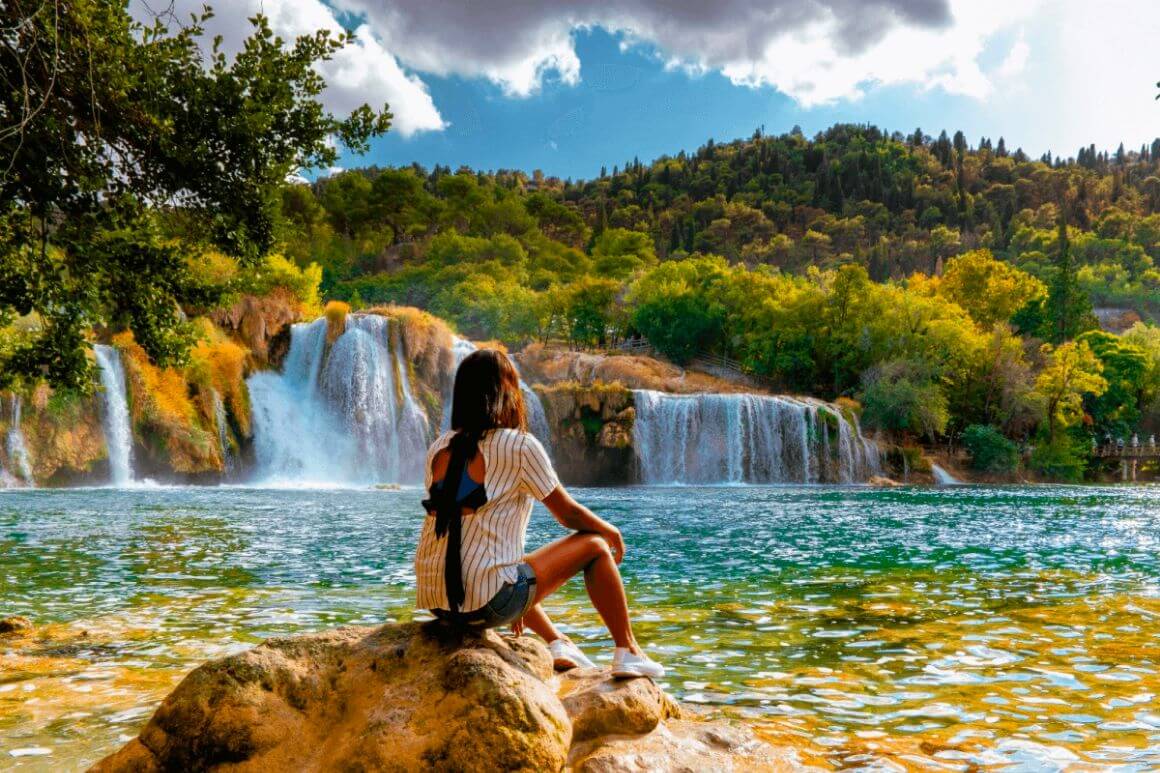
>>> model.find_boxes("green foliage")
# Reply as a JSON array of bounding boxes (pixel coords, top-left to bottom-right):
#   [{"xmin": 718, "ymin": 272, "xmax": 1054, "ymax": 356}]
[
  {"xmin": 244, "ymin": 256, "xmax": 323, "ymax": 316},
  {"xmin": 860, "ymin": 360, "xmax": 950, "ymax": 440},
  {"xmin": 1030, "ymin": 435, "xmax": 1088, "ymax": 481},
  {"xmin": 591, "ymin": 228, "xmax": 657, "ymax": 279},
  {"xmin": 628, "ymin": 257, "xmax": 726, "ymax": 363},
  {"xmin": 1032, "ymin": 340, "xmax": 1108, "ymax": 441},
  {"xmin": 0, "ymin": 1, "xmax": 390, "ymax": 388},
  {"xmin": 961, "ymin": 424, "xmax": 1020, "ymax": 473},
  {"xmin": 938, "ymin": 250, "xmax": 1046, "ymax": 327},
  {"xmin": 1077, "ymin": 330, "xmax": 1148, "ymax": 439}
]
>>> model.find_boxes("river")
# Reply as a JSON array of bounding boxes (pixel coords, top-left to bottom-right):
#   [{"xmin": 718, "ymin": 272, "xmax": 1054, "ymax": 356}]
[{"xmin": 2, "ymin": 484, "xmax": 1159, "ymax": 769}]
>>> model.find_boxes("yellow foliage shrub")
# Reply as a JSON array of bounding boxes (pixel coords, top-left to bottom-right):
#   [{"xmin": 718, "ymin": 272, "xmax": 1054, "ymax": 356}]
[
  {"xmin": 324, "ymin": 300, "xmax": 350, "ymax": 343},
  {"xmin": 113, "ymin": 331, "xmax": 220, "ymax": 473}
]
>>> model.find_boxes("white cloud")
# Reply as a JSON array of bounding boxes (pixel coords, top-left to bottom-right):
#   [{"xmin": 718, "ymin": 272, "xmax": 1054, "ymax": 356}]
[
  {"xmin": 998, "ymin": 31, "xmax": 1030, "ymax": 78},
  {"xmin": 131, "ymin": 0, "xmax": 445, "ymax": 137},
  {"xmin": 332, "ymin": 0, "xmax": 1036, "ymax": 107}
]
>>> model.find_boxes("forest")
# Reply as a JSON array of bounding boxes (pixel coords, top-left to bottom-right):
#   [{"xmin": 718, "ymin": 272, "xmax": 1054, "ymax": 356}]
[{"xmin": 273, "ymin": 126, "xmax": 1160, "ymax": 480}]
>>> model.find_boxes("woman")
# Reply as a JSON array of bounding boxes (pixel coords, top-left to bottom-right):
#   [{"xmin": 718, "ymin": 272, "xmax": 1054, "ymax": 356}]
[{"xmin": 415, "ymin": 349, "xmax": 663, "ymax": 678}]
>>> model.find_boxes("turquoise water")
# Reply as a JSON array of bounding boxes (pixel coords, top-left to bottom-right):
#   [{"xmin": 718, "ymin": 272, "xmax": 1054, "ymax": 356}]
[{"xmin": 2, "ymin": 484, "xmax": 1160, "ymax": 769}]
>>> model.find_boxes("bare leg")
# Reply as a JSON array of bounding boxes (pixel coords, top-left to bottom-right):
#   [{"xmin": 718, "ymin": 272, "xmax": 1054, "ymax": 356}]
[
  {"xmin": 523, "ymin": 532, "xmax": 640, "ymax": 653},
  {"xmin": 521, "ymin": 603, "xmax": 563, "ymax": 643}
]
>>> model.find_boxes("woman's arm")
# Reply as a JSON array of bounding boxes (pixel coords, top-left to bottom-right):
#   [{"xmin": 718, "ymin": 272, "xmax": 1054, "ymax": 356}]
[{"xmin": 541, "ymin": 486, "xmax": 625, "ymax": 564}]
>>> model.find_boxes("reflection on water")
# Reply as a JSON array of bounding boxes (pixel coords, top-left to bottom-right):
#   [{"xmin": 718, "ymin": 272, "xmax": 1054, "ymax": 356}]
[{"xmin": 2, "ymin": 485, "xmax": 1159, "ymax": 770}]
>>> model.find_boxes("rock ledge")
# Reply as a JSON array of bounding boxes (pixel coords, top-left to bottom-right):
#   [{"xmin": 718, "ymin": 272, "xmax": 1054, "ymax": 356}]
[{"xmin": 93, "ymin": 621, "xmax": 798, "ymax": 772}]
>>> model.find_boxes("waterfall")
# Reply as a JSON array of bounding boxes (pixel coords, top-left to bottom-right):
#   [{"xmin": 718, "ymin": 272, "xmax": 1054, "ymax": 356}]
[
  {"xmin": 3, "ymin": 395, "xmax": 33, "ymax": 486},
  {"xmin": 632, "ymin": 390, "xmax": 880, "ymax": 484},
  {"xmin": 931, "ymin": 464, "xmax": 961, "ymax": 485},
  {"xmin": 212, "ymin": 391, "xmax": 234, "ymax": 477},
  {"xmin": 444, "ymin": 337, "xmax": 552, "ymax": 451},
  {"xmin": 247, "ymin": 315, "xmax": 430, "ymax": 485},
  {"xmin": 94, "ymin": 344, "xmax": 134, "ymax": 486}
]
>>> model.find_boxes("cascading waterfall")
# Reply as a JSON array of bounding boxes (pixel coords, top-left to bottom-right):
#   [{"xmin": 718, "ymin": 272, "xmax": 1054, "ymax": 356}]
[
  {"xmin": 444, "ymin": 337, "xmax": 552, "ymax": 450},
  {"xmin": 3, "ymin": 395, "xmax": 34, "ymax": 486},
  {"xmin": 94, "ymin": 344, "xmax": 134, "ymax": 486},
  {"xmin": 212, "ymin": 391, "xmax": 234, "ymax": 477},
  {"xmin": 632, "ymin": 389, "xmax": 880, "ymax": 484},
  {"xmin": 247, "ymin": 316, "xmax": 430, "ymax": 485}
]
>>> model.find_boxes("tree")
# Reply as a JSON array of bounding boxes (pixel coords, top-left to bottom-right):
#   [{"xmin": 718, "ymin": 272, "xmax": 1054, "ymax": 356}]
[
  {"xmin": 1043, "ymin": 219, "xmax": 1096, "ymax": 342},
  {"xmin": 559, "ymin": 277, "xmax": 623, "ymax": 347},
  {"xmin": 938, "ymin": 249, "xmax": 1047, "ymax": 327},
  {"xmin": 0, "ymin": 2, "xmax": 390, "ymax": 388},
  {"xmin": 860, "ymin": 360, "xmax": 949, "ymax": 440},
  {"xmin": 962, "ymin": 424, "xmax": 1019, "ymax": 473},
  {"xmin": 1077, "ymin": 330, "xmax": 1148, "ymax": 438},
  {"xmin": 1032, "ymin": 340, "xmax": 1107, "ymax": 441},
  {"xmin": 629, "ymin": 258, "xmax": 727, "ymax": 363},
  {"xmin": 368, "ymin": 169, "xmax": 428, "ymax": 244},
  {"xmin": 591, "ymin": 228, "xmax": 656, "ymax": 279}
]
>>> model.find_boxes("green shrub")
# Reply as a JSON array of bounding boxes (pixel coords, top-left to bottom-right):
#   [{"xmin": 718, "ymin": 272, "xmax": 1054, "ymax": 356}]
[
  {"xmin": 1029, "ymin": 437, "xmax": 1087, "ymax": 481},
  {"xmin": 961, "ymin": 424, "xmax": 1020, "ymax": 474}
]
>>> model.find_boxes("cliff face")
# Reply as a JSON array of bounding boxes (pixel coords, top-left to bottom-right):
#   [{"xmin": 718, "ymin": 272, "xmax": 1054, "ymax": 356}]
[
  {"xmin": 209, "ymin": 288, "xmax": 301, "ymax": 371},
  {"xmin": 536, "ymin": 383, "xmax": 636, "ymax": 485},
  {"xmin": 2, "ymin": 384, "xmax": 108, "ymax": 486},
  {"xmin": 515, "ymin": 343, "xmax": 759, "ymax": 394}
]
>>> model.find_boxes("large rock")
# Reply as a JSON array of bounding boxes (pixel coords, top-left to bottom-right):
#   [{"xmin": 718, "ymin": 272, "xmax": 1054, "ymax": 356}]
[
  {"xmin": 569, "ymin": 718, "xmax": 804, "ymax": 772},
  {"xmin": 0, "ymin": 615, "xmax": 33, "ymax": 635},
  {"xmin": 559, "ymin": 668, "xmax": 681, "ymax": 743},
  {"xmin": 92, "ymin": 622, "xmax": 571, "ymax": 772},
  {"xmin": 94, "ymin": 622, "xmax": 798, "ymax": 772}
]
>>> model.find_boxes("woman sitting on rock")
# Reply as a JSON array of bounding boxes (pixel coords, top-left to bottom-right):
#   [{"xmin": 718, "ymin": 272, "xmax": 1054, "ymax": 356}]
[{"xmin": 415, "ymin": 348, "xmax": 663, "ymax": 679}]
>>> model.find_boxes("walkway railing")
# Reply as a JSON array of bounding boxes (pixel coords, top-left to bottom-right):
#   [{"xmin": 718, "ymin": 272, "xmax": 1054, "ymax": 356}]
[{"xmin": 1094, "ymin": 443, "xmax": 1160, "ymax": 459}]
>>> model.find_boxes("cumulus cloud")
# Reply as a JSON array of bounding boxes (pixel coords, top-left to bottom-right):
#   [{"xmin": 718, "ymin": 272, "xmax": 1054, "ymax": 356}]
[
  {"xmin": 131, "ymin": 0, "xmax": 445, "ymax": 136},
  {"xmin": 330, "ymin": 0, "xmax": 1032, "ymax": 106},
  {"xmin": 998, "ymin": 32, "xmax": 1030, "ymax": 79}
]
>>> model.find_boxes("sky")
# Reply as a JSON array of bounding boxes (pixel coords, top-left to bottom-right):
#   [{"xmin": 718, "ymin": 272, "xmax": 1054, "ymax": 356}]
[{"xmin": 132, "ymin": 0, "xmax": 1160, "ymax": 180}]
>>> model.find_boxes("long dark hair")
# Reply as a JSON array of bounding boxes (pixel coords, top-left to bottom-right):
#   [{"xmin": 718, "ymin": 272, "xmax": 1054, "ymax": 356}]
[{"xmin": 449, "ymin": 349, "xmax": 526, "ymax": 459}]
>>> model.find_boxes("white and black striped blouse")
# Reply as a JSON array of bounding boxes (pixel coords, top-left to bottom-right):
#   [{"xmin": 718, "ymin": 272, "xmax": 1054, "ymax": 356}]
[{"xmin": 414, "ymin": 428, "xmax": 560, "ymax": 613}]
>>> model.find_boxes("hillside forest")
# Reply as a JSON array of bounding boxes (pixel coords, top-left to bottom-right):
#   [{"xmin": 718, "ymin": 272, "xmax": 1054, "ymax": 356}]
[{"xmin": 275, "ymin": 126, "xmax": 1160, "ymax": 479}]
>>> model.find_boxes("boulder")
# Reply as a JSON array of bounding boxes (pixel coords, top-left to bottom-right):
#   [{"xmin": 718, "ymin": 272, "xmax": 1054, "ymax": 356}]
[
  {"xmin": 94, "ymin": 622, "xmax": 797, "ymax": 772},
  {"xmin": 0, "ymin": 615, "xmax": 32, "ymax": 635},
  {"xmin": 92, "ymin": 622, "xmax": 571, "ymax": 772},
  {"xmin": 569, "ymin": 718, "xmax": 806, "ymax": 772},
  {"xmin": 559, "ymin": 668, "xmax": 681, "ymax": 743}
]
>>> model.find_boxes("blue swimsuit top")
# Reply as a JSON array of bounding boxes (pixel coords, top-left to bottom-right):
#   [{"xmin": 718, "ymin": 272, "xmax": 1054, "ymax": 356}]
[{"xmin": 426, "ymin": 467, "xmax": 487, "ymax": 507}]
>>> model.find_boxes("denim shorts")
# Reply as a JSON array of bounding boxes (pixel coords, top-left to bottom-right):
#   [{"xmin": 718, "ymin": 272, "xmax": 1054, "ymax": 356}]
[{"xmin": 432, "ymin": 562, "xmax": 537, "ymax": 629}]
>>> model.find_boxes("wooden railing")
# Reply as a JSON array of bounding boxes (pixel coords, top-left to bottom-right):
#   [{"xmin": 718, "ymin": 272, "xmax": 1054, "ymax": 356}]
[{"xmin": 1094, "ymin": 442, "xmax": 1160, "ymax": 459}]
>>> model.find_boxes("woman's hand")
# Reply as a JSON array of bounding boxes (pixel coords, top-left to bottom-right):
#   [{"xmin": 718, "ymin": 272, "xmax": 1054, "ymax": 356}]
[{"xmin": 600, "ymin": 524, "xmax": 625, "ymax": 565}]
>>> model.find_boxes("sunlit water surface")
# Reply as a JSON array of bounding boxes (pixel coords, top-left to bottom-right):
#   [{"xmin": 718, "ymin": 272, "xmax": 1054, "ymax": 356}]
[{"xmin": 2, "ymin": 485, "xmax": 1160, "ymax": 770}]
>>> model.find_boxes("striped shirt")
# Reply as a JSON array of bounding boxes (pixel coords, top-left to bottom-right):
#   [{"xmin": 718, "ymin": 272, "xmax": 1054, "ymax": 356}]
[{"xmin": 414, "ymin": 428, "xmax": 560, "ymax": 613}]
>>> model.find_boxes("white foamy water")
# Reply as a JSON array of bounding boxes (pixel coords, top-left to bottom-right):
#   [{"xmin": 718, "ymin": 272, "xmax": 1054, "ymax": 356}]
[
  {"xmin": 94, "ymin": 344, "xmax": 134, "ymax": 486},
  {"xmin": 632, "ymin": 389, "xmax": 880, "ymax": 484},
  {"xmin": 931, "ymin": 464, "xmax": 961, "ymax": 485},
  {"xmin": 248, "ymin": 316, "xmax": 430, "ymax": 485},
  {"xmin": 3, "ymin": 395, "xmax": 34, "ymax": 487},
  {"xmin": 444, "ymin": 336, "xmax": 552, "ymax": 451}
]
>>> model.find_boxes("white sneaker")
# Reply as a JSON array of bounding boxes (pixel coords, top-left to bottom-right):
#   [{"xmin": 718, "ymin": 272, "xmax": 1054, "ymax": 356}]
[
  {"xmin": 549, "ymin": 638, "xmax": 596, "ymax": 671},
  {"xmin": 611, "ymin": 647, "xmax": 665, "ymax": 679}
]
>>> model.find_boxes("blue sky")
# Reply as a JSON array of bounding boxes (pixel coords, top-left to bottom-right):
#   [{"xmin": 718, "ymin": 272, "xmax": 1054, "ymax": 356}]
[
  {"xmin": 360, "ymin": 27, "xmax": 1034, "ymax": 180},
  {"xmin": 140, "ymin": 0, "xmax": 1160, "ymax": 181}
]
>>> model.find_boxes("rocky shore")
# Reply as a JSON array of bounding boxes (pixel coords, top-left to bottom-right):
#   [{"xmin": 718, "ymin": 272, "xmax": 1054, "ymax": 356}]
[{"xmin": 91, "ymin": 621, "xmax": 803, "ymax": 772}]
